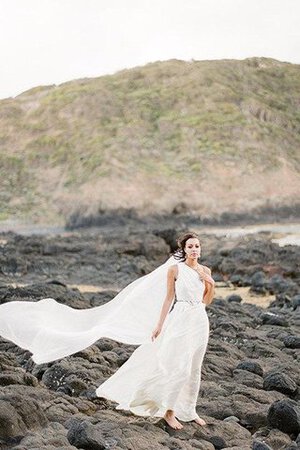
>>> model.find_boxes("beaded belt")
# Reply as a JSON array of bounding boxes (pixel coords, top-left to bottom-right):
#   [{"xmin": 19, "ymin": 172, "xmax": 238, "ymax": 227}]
[{"xmin": 176, "ymin": 299, "xmax": 202, "ymax": 305}]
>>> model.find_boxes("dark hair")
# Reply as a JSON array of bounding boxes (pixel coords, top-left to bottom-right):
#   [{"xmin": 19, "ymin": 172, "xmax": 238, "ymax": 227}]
[{"xmin": 172, "ymin": 231, "xmax": 201, "ymax": 262}]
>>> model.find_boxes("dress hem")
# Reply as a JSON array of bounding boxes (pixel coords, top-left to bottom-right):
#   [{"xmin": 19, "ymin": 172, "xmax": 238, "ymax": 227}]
[{"xmin": 96, "ymin": 388, "xmax": 199, "ymax": 422}]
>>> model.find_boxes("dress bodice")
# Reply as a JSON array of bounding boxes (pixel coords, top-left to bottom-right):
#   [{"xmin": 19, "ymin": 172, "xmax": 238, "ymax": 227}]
[{"xmin": 175, "ymin": 262, "xmax": 205, "ymax": 305}]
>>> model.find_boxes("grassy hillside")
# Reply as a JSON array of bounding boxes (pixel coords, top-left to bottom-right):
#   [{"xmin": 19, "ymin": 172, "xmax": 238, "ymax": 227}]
[{"xmin": 0, "ymin": 57, "xmax": 299, "ymax": 223}]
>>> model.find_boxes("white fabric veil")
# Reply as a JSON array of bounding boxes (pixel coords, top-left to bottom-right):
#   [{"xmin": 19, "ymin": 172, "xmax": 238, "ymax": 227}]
[{"xmin": 0, "ymin": 254, "xmax": 178, "ymax": 365}]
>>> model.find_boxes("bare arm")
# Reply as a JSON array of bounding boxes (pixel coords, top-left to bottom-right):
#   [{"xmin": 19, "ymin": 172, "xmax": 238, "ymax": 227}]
[
  {"xmin": 151, "ymin": 265, "xmax": 177, "ymax": 341},
  {"xmin": 202, "ymin": 266, "xmax": 215, "ymax": 305},
  {"xmin": 156, "ymin": 265, "xmax": 177, "ymax": 327}
]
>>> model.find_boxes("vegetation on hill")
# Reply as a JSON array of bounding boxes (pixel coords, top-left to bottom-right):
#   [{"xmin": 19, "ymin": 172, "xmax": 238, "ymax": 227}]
[{"xmin": 0, "ymin": 57, "xmax": 299, "ymax": 223}]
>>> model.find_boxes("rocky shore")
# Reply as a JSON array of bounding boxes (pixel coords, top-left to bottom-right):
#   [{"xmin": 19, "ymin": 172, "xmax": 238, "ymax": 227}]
[{"xmin": 0, "ymin": 222, "xmax": 299, "ymax": 450}]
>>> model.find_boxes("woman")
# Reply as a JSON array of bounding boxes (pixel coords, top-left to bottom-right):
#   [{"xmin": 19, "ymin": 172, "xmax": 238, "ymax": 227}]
[
  {"xmin": 96, "ymin": 231, "xmax": 215, "ymax": 429},
  {"xmin": 0, "ymin": 231, "xmax": 215, "ymax": 430}
]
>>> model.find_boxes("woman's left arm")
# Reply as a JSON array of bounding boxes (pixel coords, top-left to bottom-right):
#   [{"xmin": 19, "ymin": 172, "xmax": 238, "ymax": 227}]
[{"xmin": 202, "ymin": 266, "xmax": 215, "ymax": 305}]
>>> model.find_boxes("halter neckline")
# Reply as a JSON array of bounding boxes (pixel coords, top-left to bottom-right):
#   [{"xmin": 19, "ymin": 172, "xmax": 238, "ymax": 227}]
[{"xmin": 183, "ymin": 262, "xmax": 200, "ymax": 273}]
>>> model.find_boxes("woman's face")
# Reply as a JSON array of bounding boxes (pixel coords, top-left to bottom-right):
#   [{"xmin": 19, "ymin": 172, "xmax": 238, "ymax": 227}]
[{"xmin": 184, "ymin": 238, "xmax": 201, "ymax": 259}]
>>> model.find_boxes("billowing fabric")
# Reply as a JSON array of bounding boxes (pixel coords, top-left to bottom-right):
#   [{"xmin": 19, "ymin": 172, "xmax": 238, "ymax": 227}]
[
  {"xmin": 96, "ymin": 262, "xmax": 210, "ymax": 421},
  {"xmin": 0, "ymin": 254, "xmax": 213, "ymax": 379}
]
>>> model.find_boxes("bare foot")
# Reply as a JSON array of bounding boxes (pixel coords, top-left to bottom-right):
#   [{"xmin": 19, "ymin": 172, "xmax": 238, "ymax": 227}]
[
  {"xmin": 194, "ymin": 416, "xmax": 206, "ymax": 426},
  {"xmin": 163, "ymin": 410, "xmax": 184, "ymax": 429}
]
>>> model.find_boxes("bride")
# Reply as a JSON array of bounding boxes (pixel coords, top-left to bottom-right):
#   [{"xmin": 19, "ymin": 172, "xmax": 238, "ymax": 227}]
[
  {"xmin": 0, "ymin": 231, "xmax": 215, "ymax": 430},
  {"xmin": 96, "ymin": 231, "xmax": 215, "ymax": 429}
]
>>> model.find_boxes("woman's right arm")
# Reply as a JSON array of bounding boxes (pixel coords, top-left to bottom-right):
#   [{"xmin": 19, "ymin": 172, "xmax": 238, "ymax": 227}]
[{"xmin": 151, "ymin": 265, "xmax": 177, "ymax": 341}]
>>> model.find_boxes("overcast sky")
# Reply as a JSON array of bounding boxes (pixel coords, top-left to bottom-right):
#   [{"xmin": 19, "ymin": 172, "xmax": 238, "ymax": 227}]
[{"xmin": 0, "ymin": 0, "xmax": 299, "ymax": 99}]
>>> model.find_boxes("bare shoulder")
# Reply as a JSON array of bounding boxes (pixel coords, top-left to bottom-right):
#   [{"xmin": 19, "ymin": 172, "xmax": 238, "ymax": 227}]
[
  {"xmin": 200, "ymin": 264, "xmax": 212, "ymax": 274},
  {"xmin": 167, "ymin": 264, "xmax": 179, "ymax": 280}
]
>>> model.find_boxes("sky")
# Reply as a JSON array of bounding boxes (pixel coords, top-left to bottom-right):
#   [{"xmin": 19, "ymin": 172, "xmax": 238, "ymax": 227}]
[{"xmin": 0, "ymin": 0, "xmax": 299, "ymax": 100}]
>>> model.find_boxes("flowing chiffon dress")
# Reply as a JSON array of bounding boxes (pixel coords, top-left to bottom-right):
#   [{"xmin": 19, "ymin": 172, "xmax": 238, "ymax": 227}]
[{"xmin": 96, "ymin": 261, "xmax": 210, "ymax": 422}]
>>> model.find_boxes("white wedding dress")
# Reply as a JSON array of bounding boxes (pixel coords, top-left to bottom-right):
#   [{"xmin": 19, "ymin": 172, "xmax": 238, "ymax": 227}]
[
  {"xmin": 96, "ymin": 261, "xmax": 210, "ymax": 422},
  {"xmin": 0, "ymin": 254, "xmax": 211, "ymax": 422}
]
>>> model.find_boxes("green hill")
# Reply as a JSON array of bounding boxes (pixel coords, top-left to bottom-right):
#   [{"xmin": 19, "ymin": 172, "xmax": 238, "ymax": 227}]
[{"xmin": 0, "ymin": 57, "xmax": 299, "ymax": 224}]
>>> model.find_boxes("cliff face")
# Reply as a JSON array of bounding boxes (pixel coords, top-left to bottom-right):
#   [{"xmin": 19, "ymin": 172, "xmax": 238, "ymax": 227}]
[{"xmin": 0, "ymin": 56, "xmax": 299, "ymax": 224}]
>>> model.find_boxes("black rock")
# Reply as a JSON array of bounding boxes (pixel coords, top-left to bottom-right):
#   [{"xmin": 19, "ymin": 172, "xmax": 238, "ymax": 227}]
[
  {"xmin": 251, "ymin": 271, "xmax": 268, "ymax": 289},
  {"xmin": 268, "ymin": 399, "xmax": 300, "ymax": 435},
  {"xmin": 226, "ymin": 294, "xmax": 242, "ymax": 303},
  {"xmin": 260, "ymin": 312, "xmax": 289, "ymax": 327},
  {"xmin": 252, "ymin": 440, "xmax": 273, "ymax": 450},
  {"xmin": 208, "ymin": 435, "xmax": 226, "ymax": 449},
  {"xmin": 67, "ymin": 419, "xmax": 119, "ymax": 450},
  {"xmin": 268, "ymin": 274, "xmax": 297, "ymax": 296},
  {"xmin": 283, "ymin": 335, "xmax": 300, "ymax": 349},
  {"xmin": 228, "ymin": 274, "xmax": 242, "ymax": 284},
  {"xmin": 263, "ymin": 372, "xmax": 298, "ymax": 396},
  {"xmin": 89, "ymin": 290, "xmax": 118, "ymax": 307},
  {"xmin": 41, "ymin": 364, "xmax": 69, "ymax": 391},
  {"xmin": 269, "ymin": 293, "xmax": 293, "ymax": 309},
  {"xmin": 236, "ymin": 361, "xmax": 264, "ymax": 377},
  {"xmin": 291, "ymin": 294, "xmax": 300, "ymax": 310}
]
